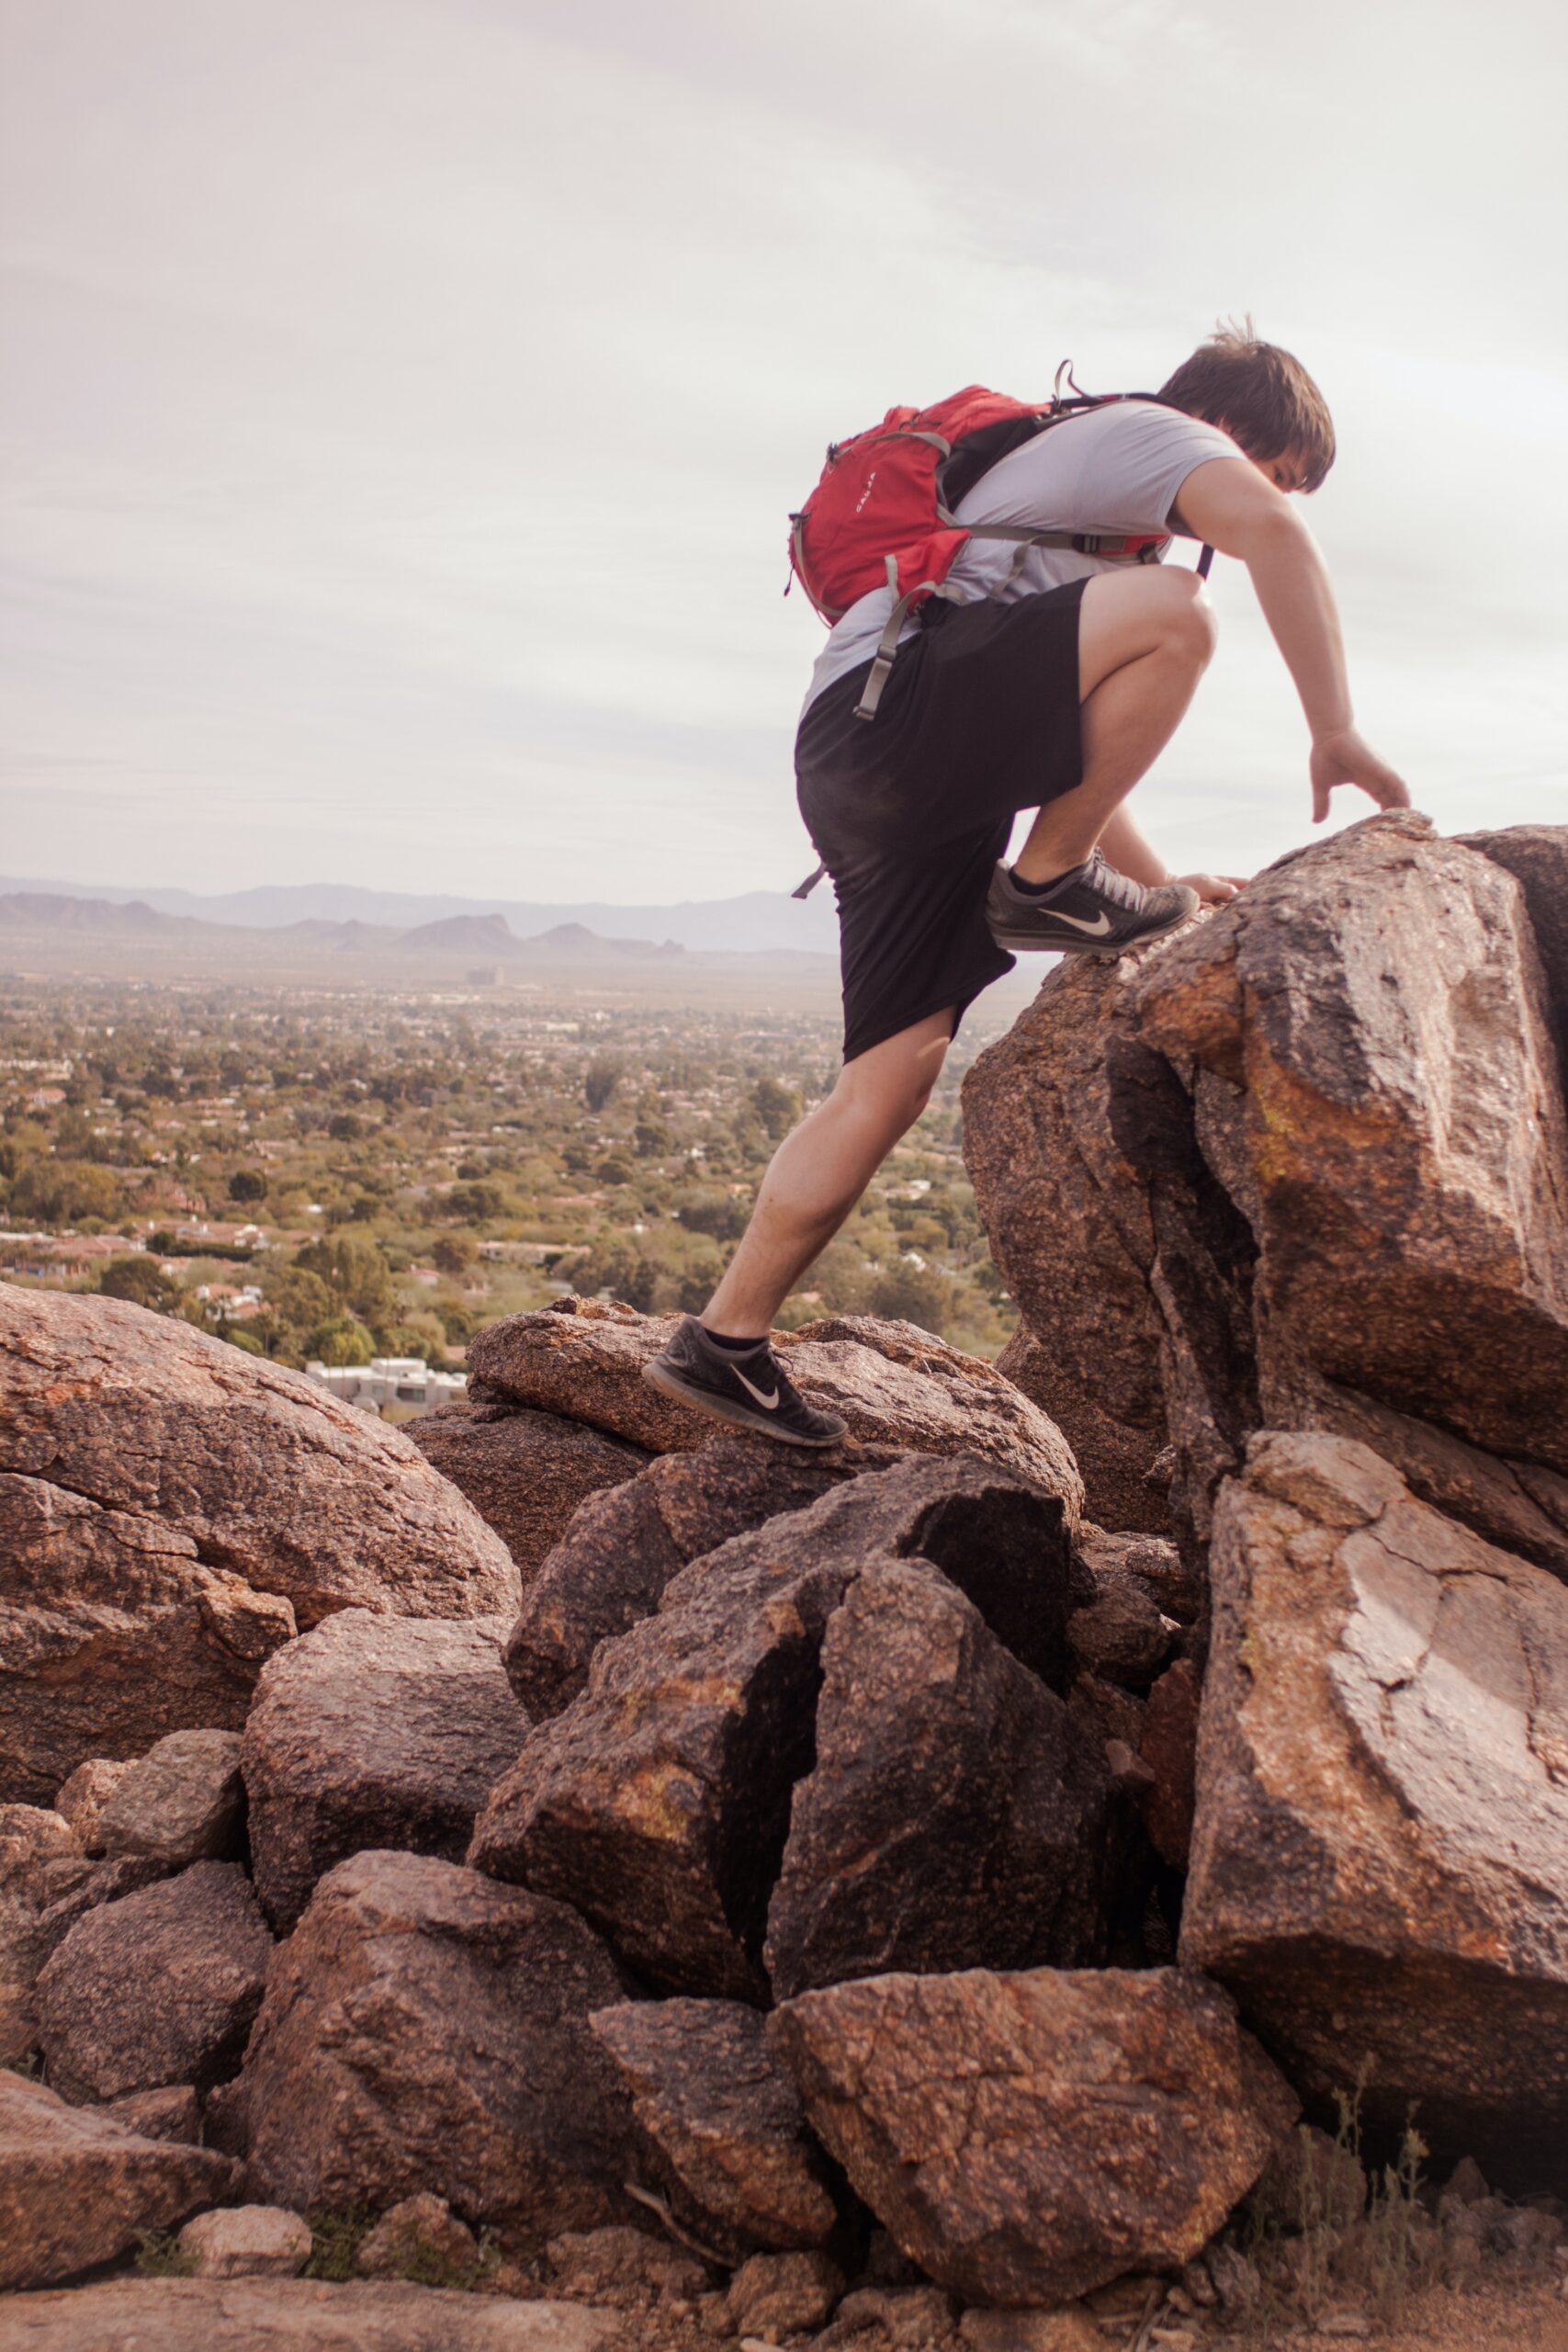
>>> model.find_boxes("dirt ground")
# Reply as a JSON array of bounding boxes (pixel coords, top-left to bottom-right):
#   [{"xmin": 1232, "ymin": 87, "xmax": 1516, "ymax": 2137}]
[{"xmin": 1224, "ymin": 2281, "xmax": 1568, "ymax": 2349}]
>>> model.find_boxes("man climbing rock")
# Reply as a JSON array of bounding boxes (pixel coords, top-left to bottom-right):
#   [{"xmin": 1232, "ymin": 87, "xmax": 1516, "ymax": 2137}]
[{"xmin": 647, "ymin": 324, "xmax": 1409, "ymax": 1443}]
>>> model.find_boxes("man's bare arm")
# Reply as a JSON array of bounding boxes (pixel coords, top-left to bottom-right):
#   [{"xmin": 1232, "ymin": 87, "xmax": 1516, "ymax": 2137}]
[{"xmin": 1172, "ymin": 458, "xmax": 1409, "ymax": 822}]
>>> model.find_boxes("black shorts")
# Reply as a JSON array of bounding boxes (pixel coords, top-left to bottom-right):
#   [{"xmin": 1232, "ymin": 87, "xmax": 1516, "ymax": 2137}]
[{"xmin": 795, "ymin": 579, "xmax": 1087, "ymax": 1065}]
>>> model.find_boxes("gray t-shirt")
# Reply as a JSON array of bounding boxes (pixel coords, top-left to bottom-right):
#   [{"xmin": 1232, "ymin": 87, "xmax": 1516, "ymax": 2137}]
[{"xmin": 800, "ymin": 398, "xmax": 1240, "ymax": 713}]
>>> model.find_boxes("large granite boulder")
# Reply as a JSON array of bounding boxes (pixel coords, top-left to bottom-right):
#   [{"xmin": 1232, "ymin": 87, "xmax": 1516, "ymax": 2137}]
[
  {"xmin": 2, "ymin": 2279, "xmax": 618, "ymax": 2348},
  {"xmin": 764, "ymin": 1560, "xmax": 1112, "ymax": 1997},
  {"xmin": 769, "ymin": 1965, "xmax": 1295, "ymax": 2304},
  {"xmin": 590, "ymin": 1997, "xmax": 841, "ymax": 2259},
  {"xmin": 408, "ymin": 1400, "xmax": 649, "ymax": 1583},
  {"xmin": 97, "ymin": 1729, "xmax": 246, "ymax": 1868},
  {"xmin": 506, "ymin": 1434, "xmax": 900, "ymax": 1717},
  {"xmin": 0, "ymin": 1285, "xmax": 519, "ymax": 1802},
  {"xmin": 468, "ymin": 1299, "xmax": 1084, "ymax": 1513},
  {"xmin": 469, "ymin": 1454, "xmax": 1078, "ymax": 2002},
  {"xmin": 0, "ymin": 2070, "xmax": 237, "ymax": 2289},
  {"xmin": 242, "ymin": 1611, "xmax": 527, "ymax": 1931},
  {"xmin": 1181, "ymin": 1430, "xmax": 1568, "ymax": 2189},
  {"xmin": 237, "ymin": 1850, "xmax": 638, "ymax": 2248},
  {"xmin": 1461, "ymin": 822, "xmax": 1568, "ymax": 1081},
  {"xmin": 964, "ymin": 816, "xmax": 1568, "ymax": 1553},
  {"xmin": 35, "ymin": 1859, "xmax": 273, "ymax": 2102},
  {"xmin": 1135, "ymin": 816, "xmax": 1568, "ymax": 1479}
]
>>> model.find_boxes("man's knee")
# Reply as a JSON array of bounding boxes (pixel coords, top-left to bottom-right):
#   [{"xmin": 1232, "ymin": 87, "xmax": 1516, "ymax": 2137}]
[{"xmin": 1157, "ymin": 567, "xmax": 1218, "ymax": 666}]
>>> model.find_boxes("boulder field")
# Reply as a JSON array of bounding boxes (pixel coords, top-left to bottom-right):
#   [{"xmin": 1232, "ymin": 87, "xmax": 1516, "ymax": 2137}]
[{"xmin": 2, "ymin": 813, "xmax": 1565, "ymax": 2339}]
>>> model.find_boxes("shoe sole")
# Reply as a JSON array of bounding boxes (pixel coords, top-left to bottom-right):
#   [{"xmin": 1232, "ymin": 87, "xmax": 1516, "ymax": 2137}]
[
  {"xmin": 987, "ymin": 896, "xmax": 1200, "ymax": 956},
  {"xmin": 641, "ymin": 1357, "xmax": 847, "ymax": 1448}
]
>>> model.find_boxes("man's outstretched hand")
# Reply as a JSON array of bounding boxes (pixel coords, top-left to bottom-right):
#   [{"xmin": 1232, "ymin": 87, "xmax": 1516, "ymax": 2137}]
[{"xmin": 1309, "ymin": 728, "xmax": 1411, "ymax": 824}]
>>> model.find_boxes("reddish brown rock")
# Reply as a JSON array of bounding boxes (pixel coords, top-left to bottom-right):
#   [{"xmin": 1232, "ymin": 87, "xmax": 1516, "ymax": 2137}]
[
  {"xmin": 355, "ymin": 2190, "xmax": 483, "ymax": 2280},
  {"xmin": 589, "ymin": 1997, "xmax": 840, "ymax": 2259},
  {"xmin": 106, "ymin": 2084, "xmax": 203, "ymax": 2143},
  {"xmin": 241, "ymin": 1611, "xmax": 528, "ymax": 1931},
  {"xmin": 35, "ymin": 1859, "xmax": 273, "ymax": 2102},
  {"xmin": 177, "ymin": 2202, "xmax": 313, "ymax": 2278},
  {"xmin": 239, "ymin": 1849, "xmax": 637, "ymax": 2248},
  {"xmin": 1134, "ymin": 817, "xmax": 1568, "ymax": 1479},
  {"xmin": 0, "ymin": 1284, "xmax": 519, "ymax": 1803},
  {"xmin": 1137, "ymin": 1657, "xmax": 1201, "ymax": 1868},
  {"xmin": 997, "ymin": 1328, "xmax": 1172, "ymax": 1537},
  {"xmin": 764, "ymin": 1561, "xmax": 1112, "ymax": 1998},
  {"xmin": 469, "ymin": 1456, "xmax": 1076, "ymax": 2000},
  {"xmin": 98, "ymin": 1728, "xmax": 246, "ymax": 1867},
  {"xmin": 2, "ymin": 2280, "xmax": 617, "ymax": 2348},
  {"xmin": 0, "ymin": 1804, "xmax": 81, "ymax": 1896},
  {"xmin": 1461, "ymin": 823, "xmax": 1568, "ymax": 1080},
  {"xmin": 769, "ymin": 1965, "xmax": 1295, "ymax": 2305},
  {"xmin": 506, "ymin": 1434, "xmax": 898, "ymax": 1717},
  {"xmin": 1066, "ymin": 1535, "xmax": 1184, "ymax": 1690},
  {"xmin": 1181, "ymin": 1431, "xmax": 1568, "ymax": 2188},
  {"xmin": 0, "ymin": 2070, "xmax": 237, "ymax": 2290},
  {"xmin": 408, "ymin": 1400, "xmax": 649, "ymax": 1583},
  {"xmin": 53, "ymin": 1758, "xmax": 132, "ymax": 1853},
  {"xmin": 469, "ymin": 1298, "xmax": 1084, "ymax": 1514},
  {"xmin": 725, "ymin": 2249, "xmax": 846, "ymax": 2336}
]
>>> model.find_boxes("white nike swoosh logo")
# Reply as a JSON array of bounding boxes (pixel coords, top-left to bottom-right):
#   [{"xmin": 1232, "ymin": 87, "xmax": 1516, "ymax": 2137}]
[
  {"xmin": 1048, "ymin": 909, "xmax": 1113, "ymax": 935},
  {"xmin": 734, "ymin": 1367, "xmax": 780, "ymax": 1409}
]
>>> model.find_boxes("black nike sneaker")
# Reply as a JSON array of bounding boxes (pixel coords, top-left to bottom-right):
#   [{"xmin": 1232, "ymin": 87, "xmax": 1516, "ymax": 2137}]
[
  {"xmin": 643, "ymin": 1317, "xmax": 847, "ymax": 1447},
  {"xmin": 986, "ymin": 850, "xmax": 1199, "ymax": 956}
]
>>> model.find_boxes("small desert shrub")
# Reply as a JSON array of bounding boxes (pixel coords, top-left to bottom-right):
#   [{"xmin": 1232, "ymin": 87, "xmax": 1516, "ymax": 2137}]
[{"xmin": 133, "ymin": 2229, "xmax": 197, "ymax": 2278}]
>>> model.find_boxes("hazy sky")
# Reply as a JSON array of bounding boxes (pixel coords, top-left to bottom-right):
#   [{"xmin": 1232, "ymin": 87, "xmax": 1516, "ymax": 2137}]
[{"xmin": 3, "ymin": 0, "xmax": 1564, "ymax": 904}]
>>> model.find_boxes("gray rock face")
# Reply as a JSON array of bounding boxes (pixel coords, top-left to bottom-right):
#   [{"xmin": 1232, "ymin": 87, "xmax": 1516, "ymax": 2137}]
[
  {"xmin": 0, "ymin": 1284, "xmax": 519, "ymax": 1803},
  {"xmin": 769, "ymin": 1965, "xmax": 1296, "ymax": 2305},
  {"xmin": 35, "ymin": 1859, "xmax": 273, "ymax": 2102},
  {"xmin": 470, "ymin": 1455, "xmax": 1077, "ymax": 2002},
  {"xmin": 468, "ymin": 1298, "xmax": 1084, "ymax": 1515},
  {"xmin": 98, "ymin": 1728, "xmax": 246, "ymax": 1867},
  {"xmin": 764, "ymin": 1561, "xmax": 1112, "ymax": 1998},
  {"xmin": 2, "ymin": 2279, "xmax": 618, "ymax": 2349},
  {"xmin": 0, "ymin": 2070, "xmax": 237, "ymax": 2290},
  {"xmin": 1181, "ymin": 1431, "xmax": 1568, "ymax": 2190},
  {"xmin": 242, "ymin": 1611, "xmax": 528, "ymax": 1931},
  {"xmin": 239, "ymin": 1849, "xmax": 638, "ymax": 2249},
  {"xmin": 506, "ymin": 1434, "xmax": 894, "ymax": 1718},
  {"xmin": 408, "ymin": 1400, "xmax": 649, "ymax": 1583},
  {"xmin": 589, "ymin": 1997, "xmax": 840, "ymax": 2259}
]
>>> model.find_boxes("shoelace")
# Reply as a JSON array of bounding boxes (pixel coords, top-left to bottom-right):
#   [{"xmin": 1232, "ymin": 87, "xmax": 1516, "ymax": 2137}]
[{"xmin": 1078, "ymin": 849, "xmax": 1148, "ymax": 912}]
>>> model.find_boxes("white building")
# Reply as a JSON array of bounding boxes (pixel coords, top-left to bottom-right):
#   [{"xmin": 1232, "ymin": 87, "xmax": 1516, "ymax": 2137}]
[{"xmin": 302, "ymin": 1355, "xmax": 468, "ymax": 1417}]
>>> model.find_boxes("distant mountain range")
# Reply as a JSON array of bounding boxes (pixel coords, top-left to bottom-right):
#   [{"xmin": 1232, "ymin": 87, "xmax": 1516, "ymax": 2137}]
[
  {"xmin": 0, "ymin": 874, "xmax": 841, "ymax": 956},
  {"xmin": 0, "ymin": 889, "xmax": 829, "ymax": 967}
]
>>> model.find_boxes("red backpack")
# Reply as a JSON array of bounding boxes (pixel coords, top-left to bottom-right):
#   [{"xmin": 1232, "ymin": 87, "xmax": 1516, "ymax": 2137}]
[{"xmin": 787, "ymin": 376, "xmax": 1180, "ymax": 722}]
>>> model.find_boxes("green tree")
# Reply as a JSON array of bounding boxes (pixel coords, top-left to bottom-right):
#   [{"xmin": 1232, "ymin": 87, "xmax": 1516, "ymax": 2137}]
[
  {"xmin": 446, "ymin": 1181, "xmax": 506, "ymax": 1224},
  {"xmin": 98, "ymin": 1255, "xmax": 180, "ymax": 1313},
  {"xmin": 751, "ymin": 1076, "xmax": 802, "ymax": 1141},
  {"xmin": 431, "ymin": 1234, "xmax": 478, "ymax": 1277},
  {"xmin": 305, "ymin": 1314, "xmax": 377, "ymax": 1366},
  {"xmin": 228, "ymin": 1170, "xmax": 268, "ymax": 1204},
  {"xmin": 870, "ymin": 1260, "xmax": 950, "ymax": 1335},
  {"xmin": 293, "ymin": 1232, "xmax": 397, "ymax": 1325},
  {"xmin": 582, "ymin": 1054, "xmax": 624, "ymax": 1113}
]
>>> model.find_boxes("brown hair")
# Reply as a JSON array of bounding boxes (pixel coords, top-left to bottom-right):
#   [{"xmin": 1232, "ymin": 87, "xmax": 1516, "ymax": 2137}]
[{"xmin": 1157, "ymin": 316, "xmax": 1336, "ymax": 491}]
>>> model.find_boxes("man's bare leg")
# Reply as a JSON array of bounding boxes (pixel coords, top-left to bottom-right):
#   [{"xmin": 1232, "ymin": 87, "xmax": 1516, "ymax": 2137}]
[
  {"xmin": 1012, "ymin": 565, "xmax": 1217, "ymax": 884},
  {"xmin": 700, "ymin": 1007, "xmax": 955, "ymax": 1338}
]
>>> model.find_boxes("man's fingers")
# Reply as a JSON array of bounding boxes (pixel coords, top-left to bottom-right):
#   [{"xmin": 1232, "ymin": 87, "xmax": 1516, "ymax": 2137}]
[{"xmin": 1311, "ymin": 778, "xmax": 1331, "ymax": 824}]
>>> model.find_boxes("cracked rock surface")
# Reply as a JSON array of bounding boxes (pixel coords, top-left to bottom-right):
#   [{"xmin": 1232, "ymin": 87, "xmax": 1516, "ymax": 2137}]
[
  {"xmin": 1181, "ymin": 1429, "xmax": 1568, "ymax": 2188},
  {"xmin": 768, "ymin": 1963, "xmax": 1295, "ymax": 2305},
  {"xmin": 0, "ymin": 1285, "xmax": 519, "ymax": 1802}
]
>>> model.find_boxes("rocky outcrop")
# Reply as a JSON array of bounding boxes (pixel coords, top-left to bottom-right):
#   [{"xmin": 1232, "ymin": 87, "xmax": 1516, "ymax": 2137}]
[
  {"xmin": 590, "ymin": 1996, "xmax": 841, "ymax": 2259},
  {"xmin": 408, "ymin": 1400, "xmax": 649, "ymax": 1582},
  {"xmin": 0, "ymin": 1285, "xmax": 519, "ymax": 1802},
  {"xmin": 237, "ymin": 1850, "xmax": 638, "ymax": 2248},
  {"xmin": 97, "ymin": 1728, "xmax": 246, "ymax": 1867},
  {"xmin": 769, "ymin": 1964, "xmax": 1295, "ymax": 2304},
  {"xmin": 0, "ymin": 2070, "xmax": 237, "ymax": 2289},
  {"xmin": 469, "ymin": 1454, "xmax": 1080, "ymax": 2000},
  {"xmin": 2, "ymin": 2280, "xmax": 619, "ymax": 2348},
  {"xmin": 506, "ymin": 1434, "xmax": 897, "ymax": 1717},
  {"xmin": 470, "ymin": 1298, "xmax": 1084, "ymax": 1512},
  {"xmin": 996, "ymin": 1328, "xmax": 1173, "ymax": 1537},
  {"xmin": 35, "ymin": 1859, "xmax": 273, "ymax": 2102},
  {"xmin": 241, "ymin": 1611, "xmax": 527, "ymax": 1930},
  {"xmin": 965, "ymin": 816, "xmax": 1568, "ymax": 1555},
  {"xmin": 1180, "ymin": 1430, "xmax": 1568, "ymax": 2188},
  {"xmin": 764, "ymin": 1560, "xmax": 1112, "ymax": 1996}
]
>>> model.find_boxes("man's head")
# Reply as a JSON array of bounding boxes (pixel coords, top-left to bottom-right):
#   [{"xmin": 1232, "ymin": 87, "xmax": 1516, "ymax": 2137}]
[{"xmin": 1158, "ymin": 319, "xmax": 1335, "ymax": 492}]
